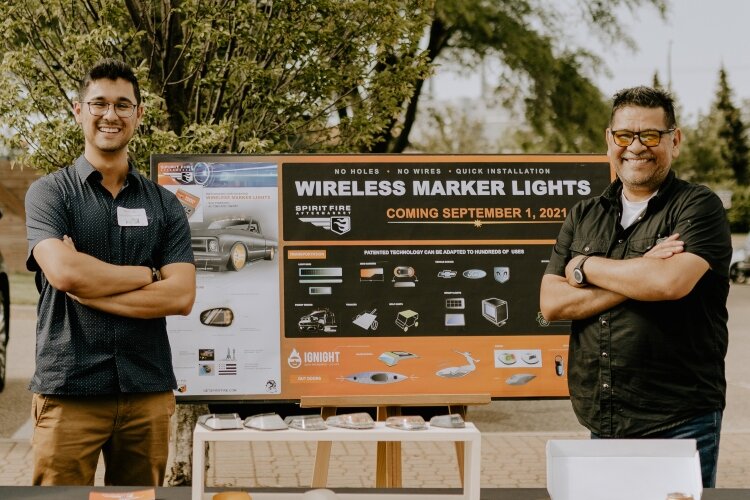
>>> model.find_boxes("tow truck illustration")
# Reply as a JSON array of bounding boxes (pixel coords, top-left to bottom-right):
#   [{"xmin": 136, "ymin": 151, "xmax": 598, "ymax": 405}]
[{"xmin": 298, "ymin": 308, "xmax": 338, "ymax": 333}]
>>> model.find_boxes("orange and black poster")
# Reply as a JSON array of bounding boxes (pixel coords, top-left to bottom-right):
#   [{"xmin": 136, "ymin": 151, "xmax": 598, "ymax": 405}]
[{"xmin": 152, "ymin": 154, "xmax": 612, "ymax": 401}]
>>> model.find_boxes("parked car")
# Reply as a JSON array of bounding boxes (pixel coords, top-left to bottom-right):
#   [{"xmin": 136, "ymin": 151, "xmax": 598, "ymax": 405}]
[
  {"xmin": 0, "ymin": 208, "xmax": 11, "ymax": 392},
  {"xmin": 191, "ymin": 217, "xmax": 277, "ymax": 271},
  {"xmin": 730, "ymin": 233, "xmax": 750, "ymax": 284}
]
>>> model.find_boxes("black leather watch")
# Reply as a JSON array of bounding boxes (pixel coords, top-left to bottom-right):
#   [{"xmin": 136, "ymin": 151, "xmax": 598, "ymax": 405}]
[{"xmin": 573, "ymin": 256, "xmax": 590, "ymax": 285}]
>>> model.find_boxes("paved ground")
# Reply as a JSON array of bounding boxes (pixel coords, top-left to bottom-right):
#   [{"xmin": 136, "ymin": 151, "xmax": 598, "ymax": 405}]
[{"xmin": 2, "ymin": 430, "xmax": 750, "ymax": 489}]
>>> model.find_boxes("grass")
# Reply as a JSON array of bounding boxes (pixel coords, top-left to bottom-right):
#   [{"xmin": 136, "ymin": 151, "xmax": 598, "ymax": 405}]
[{"xmin": 9, "ymin": 271, "xmax": 38, "ymax": 306}]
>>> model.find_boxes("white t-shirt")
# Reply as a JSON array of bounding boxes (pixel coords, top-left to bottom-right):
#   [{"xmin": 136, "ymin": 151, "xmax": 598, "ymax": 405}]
[{"xmin": 621, "ymin": 191, "xmax": 656, "ymax": 229}]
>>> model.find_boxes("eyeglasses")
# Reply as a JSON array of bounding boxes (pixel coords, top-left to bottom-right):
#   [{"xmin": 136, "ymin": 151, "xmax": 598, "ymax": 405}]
[
  {"xmin": 610, "ymin": 129, "xmax": 675, "ymax": 147},
  {"xmin": 82, "ymin": 101, "xmax": 138, "ymax": 118}
]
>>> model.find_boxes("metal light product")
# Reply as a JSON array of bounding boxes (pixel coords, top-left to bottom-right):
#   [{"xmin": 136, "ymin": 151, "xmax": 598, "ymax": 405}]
[
  {"xmin": 506, "ymin": 373, "xmax": 536, "ymax": 386},
  {"xmin": 392, "ymin": 266, "xmax": 418, "ymax": 287},
  {"xmin": 385, "ymin": 415, "xmax": 427, "ymax": 431},
  {"xmin": 429, "ymin": 414, "xmax": 466, "ymax": 429},
  {"xmin": 377, "ymin": 350, "xmax": 418, "ymax": 367},
  {"xmin": 344, "ymin": 371, "xmax": 407, "ymax": 384},
  {"xmin": 444, "ymin": 313, "xmax": 466, "ymax": 326},
  {"xmin": 326, "ymin": 412, "xmax": 375, "ymax": 430},
  {"xmin": 200, "ymin": 307, "xmax": 234, "ymax": 327},
  {"xmin": 244, "ymin": 413, "xmax": 288, "ymax": 431},
  {"xmin": 198, "ymin": 413, "xmax": 243, "ymax": 430},
  {"xmin": 284, "ymin": 414, "xmax": 328, "ymax": 430}
]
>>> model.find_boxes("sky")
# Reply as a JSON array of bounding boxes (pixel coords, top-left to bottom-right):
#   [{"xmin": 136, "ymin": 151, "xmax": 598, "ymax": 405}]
[{"xmin": 429, "ymin": 0, "xmax": 750, "ymax": 124}]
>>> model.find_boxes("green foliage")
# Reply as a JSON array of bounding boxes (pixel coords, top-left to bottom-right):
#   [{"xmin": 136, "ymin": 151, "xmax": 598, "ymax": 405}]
[
  {"xmin": 677, "ymin": 67, "xmax": 750, "ymax": 231},
  {"xmin": 0, "ymin": 0, "xmax": 432, "ymax": 173},
  {"xmin": 727, "ymin": 186, "xmax": 750, "ymax": 233},
  {"xmin": 509, "ymin": 54, "xmax": 611, "ymax": 153},
  {"xmin": 676, "ymin": 111, "xmax": 731, "ymax": 184},
  {"xmin": 0, "ymin": 0, "xmax": 671, "ymax": 166},
  {"xmin": 715, "ymin": 68, "xmax": 750, "ymax": 185},
  {"xmin": 373, "ymin": 0, "xmax": 668, "ymax": 153}
]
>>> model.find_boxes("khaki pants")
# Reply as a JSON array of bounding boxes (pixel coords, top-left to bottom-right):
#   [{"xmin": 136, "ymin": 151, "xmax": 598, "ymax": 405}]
[{"xmin": 31, "ymin": 391, "xmax": 175, "ymax": 486}]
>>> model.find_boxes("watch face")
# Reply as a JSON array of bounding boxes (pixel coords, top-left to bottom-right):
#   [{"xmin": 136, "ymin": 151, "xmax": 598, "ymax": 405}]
[{"xmin": 573, "ymin": 268, "xmax": 584, "ymax": 284}]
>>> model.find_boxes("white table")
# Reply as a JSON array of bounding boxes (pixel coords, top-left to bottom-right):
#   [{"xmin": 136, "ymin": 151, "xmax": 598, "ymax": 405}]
[{"xmin": 192, "ymin": 422, "xmax": 481, "ymax": 500}]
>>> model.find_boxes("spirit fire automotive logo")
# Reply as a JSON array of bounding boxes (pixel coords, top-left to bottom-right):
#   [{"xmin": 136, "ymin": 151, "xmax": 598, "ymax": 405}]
[{"xmin": 299, "ymin": 215, "xmax": 352, "ymax": 235}]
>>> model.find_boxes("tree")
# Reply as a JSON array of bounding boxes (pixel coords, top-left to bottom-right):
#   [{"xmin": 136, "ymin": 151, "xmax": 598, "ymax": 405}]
[
  {"xmin": 678, "ymin": 67, "xmax": 749, "ymax": 186},
  {"xmin": 1, "ymin": 1, "xmax": 673, "ymax": 167},
  {"xmin": 410, "ymin": 104, "xmax": 498, "ymax": 153},
  {"xmin": 369, "ymin": 0, "xmax": 669, "ymax": 154},
  {"xmin": 0, "ymin": 0, "xmax": 433, "ymax": 486},
  {"xmin": 715, "ymin": 67, "xmax": 750, "ymax": 185},
  {"xmin": 677, "ymin": 113, "xmax": 729, "ymax": 185},
  {"xmin": 0, "ymin": 0, "xmax": 432, "ymax": 173},
  {"xmin": 676, "ymin": 68, "xmax": 750, "ymax": 232}
]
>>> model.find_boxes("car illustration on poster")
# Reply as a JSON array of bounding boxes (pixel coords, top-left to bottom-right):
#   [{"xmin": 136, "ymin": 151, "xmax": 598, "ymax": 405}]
[
  {"xmin": 298, "ymin": 308, "xmax": 338, "ymax": 333},
  {"xmin": 191, "ymin": 217, "xmax": 277, "ymax": 271}
]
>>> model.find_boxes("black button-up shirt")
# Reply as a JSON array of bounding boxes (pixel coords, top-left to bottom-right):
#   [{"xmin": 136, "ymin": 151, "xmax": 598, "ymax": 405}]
[
  {"xmin": 545, "ymin": 171, "xmax": 731, "ymax": 437},
  {"xmin": 25, "ymin": 155, "xmax": 194, "ymax": 395}
]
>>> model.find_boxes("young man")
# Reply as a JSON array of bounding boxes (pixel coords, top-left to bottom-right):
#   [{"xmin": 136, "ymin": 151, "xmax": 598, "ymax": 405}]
[
  {"xmin": 25, "ymin": 59, "xmax": 196, "ymax": 486},
  {"xmin": 540, "ymin": 86, "xmax": 731, "ymax": 487}
]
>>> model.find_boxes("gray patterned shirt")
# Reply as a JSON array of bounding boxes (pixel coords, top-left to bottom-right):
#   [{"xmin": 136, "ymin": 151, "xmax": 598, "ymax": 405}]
[{"xmin": 25, "ymin": 155, "xmax": 194, "ymax": 394}]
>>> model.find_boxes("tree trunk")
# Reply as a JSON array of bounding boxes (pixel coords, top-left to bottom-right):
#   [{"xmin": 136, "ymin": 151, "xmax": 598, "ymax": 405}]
[
  {"xmin": 166, "ymin": 403, "xmax": 209, "ymax": 486},
  {"xmin": 366, "ymin": 15, "xmax": 450, "ymax": 153}
]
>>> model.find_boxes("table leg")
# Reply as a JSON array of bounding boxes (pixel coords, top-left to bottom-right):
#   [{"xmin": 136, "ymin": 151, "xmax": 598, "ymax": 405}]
[
  {"xmin": 192, "ymin": 434, "xmax": 204, "ymax": 500},
  {"xmin": 312, "ymin": 407, "xmax": 337, "ymax": 487},
  {"xmin": 464, "ymin": 436, "xmax": 481, "ymax": 500}
]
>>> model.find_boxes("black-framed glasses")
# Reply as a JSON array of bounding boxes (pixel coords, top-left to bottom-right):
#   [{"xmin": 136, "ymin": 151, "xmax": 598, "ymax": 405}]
[
  {"xmin": 82, "ymin": 101, "xmax": 138, "ymax": 118},
  {"xmin": 610, "ymin": 128, "xmax": 675, "ymax": 147}
]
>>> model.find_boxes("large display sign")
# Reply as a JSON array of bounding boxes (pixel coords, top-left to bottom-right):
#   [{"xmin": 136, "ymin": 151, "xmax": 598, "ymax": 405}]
[{"xmin": 152, "ymin": 154, "xmax": 612, "ymax": 401}]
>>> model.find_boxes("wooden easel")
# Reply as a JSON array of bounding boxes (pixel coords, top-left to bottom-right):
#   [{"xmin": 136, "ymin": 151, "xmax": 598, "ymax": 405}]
[{"xmin": 300, "ymin": 394, "xmax": 491, "ymax": 488}]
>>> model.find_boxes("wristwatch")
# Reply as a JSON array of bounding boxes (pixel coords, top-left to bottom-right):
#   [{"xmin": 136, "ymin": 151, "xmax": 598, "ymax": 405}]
[
  {"xmin": 573, "ymin": 256, "xmax": 590, "ymax": 285},
  {"xmin": 151, "ymin": 267, "xmax": 162, "ymax": 283}
]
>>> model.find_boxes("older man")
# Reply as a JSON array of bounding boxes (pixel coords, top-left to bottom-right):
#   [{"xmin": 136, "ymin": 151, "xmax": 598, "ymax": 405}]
[{"xmin": 540, "ymin": 86, "xmax": 731, "ymax": 487}]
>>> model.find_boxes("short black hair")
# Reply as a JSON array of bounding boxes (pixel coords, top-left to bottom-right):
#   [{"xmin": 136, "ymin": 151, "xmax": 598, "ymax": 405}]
[
  {"xmin": 78, "ymin": 59, "xmax": 141, "ymax": 104},
  {"xmin": 610, "ymin": 86, "xmax": 676, "ymax": 128}
]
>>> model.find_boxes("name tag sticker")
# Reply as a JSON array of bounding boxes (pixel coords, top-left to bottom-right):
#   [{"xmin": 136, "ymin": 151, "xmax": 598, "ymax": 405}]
[{"xmin": 117, "ymin": 207, "xmax": 148, "ymax": 226}]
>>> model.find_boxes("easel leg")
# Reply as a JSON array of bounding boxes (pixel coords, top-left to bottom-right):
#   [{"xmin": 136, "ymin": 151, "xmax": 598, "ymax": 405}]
[
  {"xmin": 376, "ymin": 406, "xmax": 403, "ymax": 487},
  {"xmin": 312, "ymin": 407, "xmax": 337, "ymax": 487}
]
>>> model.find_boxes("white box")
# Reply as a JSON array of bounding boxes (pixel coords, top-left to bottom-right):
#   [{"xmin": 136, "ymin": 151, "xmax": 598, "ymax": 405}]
[{"xmin": 546, "ymin": 439, "xmax": 702, "ymax": 500}]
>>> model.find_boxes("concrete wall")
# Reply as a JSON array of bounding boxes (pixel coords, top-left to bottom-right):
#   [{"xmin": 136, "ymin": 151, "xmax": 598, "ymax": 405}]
[{"xmin": 0, "ymin": 160, "xmax": 41, "ymax": 273}]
